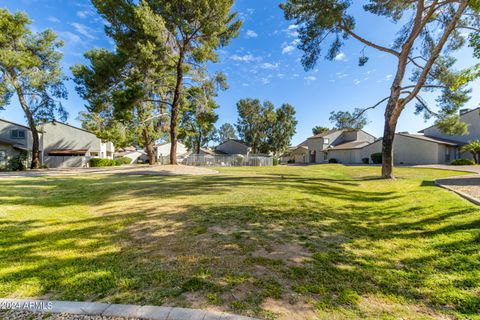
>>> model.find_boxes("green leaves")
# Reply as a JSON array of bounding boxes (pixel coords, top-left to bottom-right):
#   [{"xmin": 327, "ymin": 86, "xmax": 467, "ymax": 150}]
[
  {"xmin": 0, "ymin": 8, "xmax": 67, "ymax": 123},
  {"xmin": 236, "ymin": 99, "xmax": 297, "ymax": 155},
  {"xmin": 329, "ymin": 109, "xmax": 368, "ymax": 130}
]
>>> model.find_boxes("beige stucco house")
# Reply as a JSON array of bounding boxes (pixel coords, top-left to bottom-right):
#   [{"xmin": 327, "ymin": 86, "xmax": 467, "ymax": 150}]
[
  {"xmin": 0, "ymin": 119, "xmax": 114, "ymax": 169},
  {"xmin": 285, "ymin": 107, "xmax": 480, "ymax": 165},
  {"xmin": 0, "ymin": 119, "xmax": 35, "ymax": 168}
]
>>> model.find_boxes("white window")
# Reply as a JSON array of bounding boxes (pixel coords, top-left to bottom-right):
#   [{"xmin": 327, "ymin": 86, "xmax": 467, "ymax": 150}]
[
  {"xmin": 324, "ymin": 138, "xmax": 330, "ymax": 145},
  {"xmin": 11, "ymin": 130, "xmax": 26, "ymax": 139}
]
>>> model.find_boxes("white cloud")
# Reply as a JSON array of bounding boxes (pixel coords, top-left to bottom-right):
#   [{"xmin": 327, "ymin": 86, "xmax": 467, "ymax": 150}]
[
  {"xmin": 353, "ymin": 79, "xmax": 361, "ymax": 85},
  {"xmin": 385, "ymin": 74, "xmax": 393, "ymax": 81},
  {"xmin": 230, "ymin": 54, "xmax": 260, "ymax": 62},
  {"xmin": 242, "ymin": 83, "xmax": 249, "ymax": 87},
  {"xmin": 334, "ymin": 52, "xmax": 347, "ymax": 61},
  {"xmin": 245, "ymin": 30, "xmax": 258, "ymax": 38},
  {"xmin": 304, "ymin": 76, "xmax": 316, "ymax": 81},
  {"xmin": 47, "ymin": 16, "xmax": 60, "ymax": 23},
  {"xmin": 281, "ymin": 24, "xmax": 299, "ymax": 38},
  {"xmin": 71, "ymin": 22, "xmax": 97, "ymax": 40},
  {"xmin": 260, "ymin": 62, "xmax": 279, "ymax": 70},
  {"xmin": 282, "ymin": 45, "xmax": 295, "ymax": 55},
  {"xmin": 261, "ymin": 78, "xmax": 271, "ymax": 85},
  {"xmin": 76, "ymin": 10, "xmax": 93, "ymax": 18},
  {"xmin": 58, "ymin": 31, "xmax": 85, "ymax": 47}
]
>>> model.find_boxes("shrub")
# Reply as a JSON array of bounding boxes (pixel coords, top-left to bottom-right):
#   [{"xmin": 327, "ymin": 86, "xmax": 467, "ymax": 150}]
[
  {"xmin": 451, "ymin": 158, "xmax": 475, "ymax": 165},
  {"xmin": 273, "ymin": 158, "xmax": 279, "ymax": 166},
  {"xmin": 287, "ymin": 159, "xmax": 295, "ymax": 164},
  {"xmin": 7, "ymin": 151, "xmax": 28, "ymax": 171},
  {"xmin": 114, "ymin": 157, "xmax": 132, "ymax": 166},
  {"xmin": 89, "ymin": 158, "xmax": 115, "ymax": 167},
  {"xmin": 328, "ymin": 158, "xmax": 338, "ymax": 163},
  {"xmin": 362, "ymin": 157, "xmax": 369, "ymax": 164},
  {"xmin": 371, "ymin": 153, "xmax": 382, "ymax": 164}
]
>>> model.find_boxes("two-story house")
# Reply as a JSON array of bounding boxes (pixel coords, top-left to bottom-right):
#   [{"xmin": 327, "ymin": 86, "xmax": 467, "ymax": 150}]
[
  {"xmin": 0, "ymin": 119, "xmax": 36, "ymax": 168},
  {"xmin": 0, "ymin": 119, "xmax": 114, "ymax": 169}
]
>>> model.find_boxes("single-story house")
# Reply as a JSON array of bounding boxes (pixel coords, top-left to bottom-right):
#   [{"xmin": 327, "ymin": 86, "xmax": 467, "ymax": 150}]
[
  {"xmin": 215, "ymin": 139, "xmax": 250, "ymax": 155},
  {"xmin": 154, "ymin": 141, "xmax": 189, "ymax": 163},
  {"xmin": 115, "ymin": 146, "xmax": 145, "ymax": 164}
]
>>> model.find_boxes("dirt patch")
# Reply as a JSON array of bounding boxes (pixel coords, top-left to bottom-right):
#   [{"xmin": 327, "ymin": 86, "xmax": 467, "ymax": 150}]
[
  {"xmin": 262, "ymin": 298, "xmax": 318, "ymax": 320},
  {"xmin": 252, "ymin": 242, "xmax": 312, "ymax": 266}
]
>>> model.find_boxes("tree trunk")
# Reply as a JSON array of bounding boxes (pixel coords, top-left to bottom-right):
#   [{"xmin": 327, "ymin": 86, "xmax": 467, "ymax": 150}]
[
  {"xmin": 196, "ymin": 133, "xmax": 201, "ymax": 155},
  {"xmin": 170, "ymin": 52, "xmax": 185, "ymax": 165},
  {"xmin": 381, "ymin": 118, "xmax": 396, "ymax": 179},
  {"xmin": 142, "ymin": 128, "xmax": 156, "ymax": 165},
  {"xmin": 12, "ymin": 78, "xmax": 41, "ymax": 169}
]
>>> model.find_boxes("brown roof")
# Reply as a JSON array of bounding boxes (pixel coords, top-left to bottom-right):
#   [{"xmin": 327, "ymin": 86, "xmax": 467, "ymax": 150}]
[
  {"xmin": 398, "ymin": 133, "xmax": 463, "ymax": 146},
  {"xmin": 329, "ymin": 141, "xmax": 371, "ymax": 150},
  {"xmin": 48, "ymin": 149, "xmax": 88, "ymax": 155}
]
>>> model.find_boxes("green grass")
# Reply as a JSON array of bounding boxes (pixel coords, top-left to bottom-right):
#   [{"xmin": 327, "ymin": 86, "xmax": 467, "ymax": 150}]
[{"xmin": 0, "ymin": 165, "xmax": 479, "ymax": 319}]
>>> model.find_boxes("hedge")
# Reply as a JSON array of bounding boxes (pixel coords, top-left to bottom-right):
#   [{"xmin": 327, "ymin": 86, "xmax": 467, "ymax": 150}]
[
  {"xmin": 451, "ymin": 158, "xmax": 475, "ymax": 165},
  {"xmin": 89, "ymin": 157, "xmax": 132, "ymax": 167}
]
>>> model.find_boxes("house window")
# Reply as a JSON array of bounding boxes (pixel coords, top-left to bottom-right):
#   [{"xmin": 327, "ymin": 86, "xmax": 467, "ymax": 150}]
[
  {"xmin": 324, "ymin": 138, "xmax": 329, "ymax": 145},
  {"xmin": 11, "ymin": 130, "xmax": 26, "ymax": 139},
  {"xmin": 0, "ymin": 150, "xmax": 6, "ymax": 167},
  {"xmin": 445, "ymin": 148, "xmax": 451, "ymax": 163}
]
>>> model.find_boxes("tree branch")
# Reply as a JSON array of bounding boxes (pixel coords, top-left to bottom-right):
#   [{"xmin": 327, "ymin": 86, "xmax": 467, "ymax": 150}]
[
  {"xmin": 340, "ymin": 23, "xmax": 400, "ymax": 57},
  {"xmin": 403, "ymin": 0, "xmax": 469, "ymax": 106}
]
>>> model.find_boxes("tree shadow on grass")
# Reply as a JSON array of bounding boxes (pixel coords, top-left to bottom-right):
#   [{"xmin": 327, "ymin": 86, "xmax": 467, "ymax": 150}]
[{"xmin": 0, "ymin": 172, "xmax": 478, "ymax": 318}]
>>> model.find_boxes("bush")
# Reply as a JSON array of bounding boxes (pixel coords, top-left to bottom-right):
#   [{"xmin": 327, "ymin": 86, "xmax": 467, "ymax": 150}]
[
  {"xmin": 362, "ymin": 157, "xmax": 369, "ymax": 164},
  {"xmin": 451, "ymin": 158, "xmax": 475, "ymax": 165},
  {"xmin": 287, "ymin": 159, "xmax": 295, "ymax": 164},
  {"xmin": 273, "ymin": 158, "xmax": 279, "ymax": 166},
  {"xmin": 90, "ymin": 157, "xmax": 133, "ymax": 167},
  {"xmin": 371, "ymin": 153, "xmax": 382, "ymax": 164},
  {"xmin": 7, "ymin": 151, "xmax": 28, "ymax": 171},
  {"xmin": 114, "ymin": 157, "xmax": 132, "ymax": 166},
  {"xmin": 328, "ymin": 158, "xmax": 338, "ymax": 163},
  {"xmin": 89, "ymin": 158, "xmax": 115, "ymax": 167}
]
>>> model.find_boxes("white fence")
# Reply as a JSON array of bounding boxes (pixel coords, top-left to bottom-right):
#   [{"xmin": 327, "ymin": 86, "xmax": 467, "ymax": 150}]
[{"xmin": 182, "ymin": 154, "xmax": 273, "ymax": 167}]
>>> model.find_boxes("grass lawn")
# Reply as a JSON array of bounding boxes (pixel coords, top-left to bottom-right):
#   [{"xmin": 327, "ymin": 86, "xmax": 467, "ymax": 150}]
[{"xmin": 0, "ymin": 165, "xmax": 479, "ymax": 319}]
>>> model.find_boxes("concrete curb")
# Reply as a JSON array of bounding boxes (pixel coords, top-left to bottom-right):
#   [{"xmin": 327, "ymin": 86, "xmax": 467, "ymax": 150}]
[
  {"xmin": 0, "ymin": 298, "xmax": 257, "ymax": 320},
  {"xmin": 435, "ymin": 180, "xmax": 480, "ymax": 206}
]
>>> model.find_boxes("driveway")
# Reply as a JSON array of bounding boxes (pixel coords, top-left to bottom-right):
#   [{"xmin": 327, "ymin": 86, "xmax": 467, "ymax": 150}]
[
  {"xmin": 0, "ymin": 165, "xmax": 218, "ymax": 177},
  {"xmin": 411, "ymin": 164, "xmax": 480, "ymax": 174}
]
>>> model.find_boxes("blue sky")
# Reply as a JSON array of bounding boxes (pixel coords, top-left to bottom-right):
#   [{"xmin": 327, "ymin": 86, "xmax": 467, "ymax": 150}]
[{"xmin": 2, "ymin": 0, "xmax": 479, "ymax": 145}]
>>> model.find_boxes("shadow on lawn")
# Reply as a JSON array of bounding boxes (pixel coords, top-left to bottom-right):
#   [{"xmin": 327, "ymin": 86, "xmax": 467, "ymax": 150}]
[{"xmin": 0, "ymin": 173, "xmax": 479, "ymax": 318}]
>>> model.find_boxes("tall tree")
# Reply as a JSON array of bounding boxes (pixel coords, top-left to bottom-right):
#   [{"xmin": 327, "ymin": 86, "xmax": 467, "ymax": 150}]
[
  {"xmin": 236, "ymin": 99, "xmax": 297, "ymax": 155},
  {"xmin": 0, "ymin": 9, "xmax": 68, "ymax": 169},
  {"xmin": 130, "ymin": 0, "xmax": 242, "ymax": 165},
  {"xmin": 74, "ymin": 1, "xmax": 173, "ymax": 165},
  {"xmin": 178, "ymin": 74, "xmax": 227, "ymax": 153},
  {"xmin": 215, "ymin": 123, "xmax": 237, "ymax": 144},
  {"xmin": 72, "ymin": 48, "xmax": 168, "ymax": 165},
  {"xmin": 329, "ymin": 109, "xmax": 368, "ymax": 130},
  {"xmin": 312, "ymin": 126, "xmax": 330, "ymax": 135},
  {"xmin": 236, "ymin": 99, "xmax": 270, "ymax": 154},
  {"xmin": 281, "ymin": 0, "xmax": 480, "ymax": 178},
  {"xmin": 268, "ymin": 103, "xmax": 298, "ymax": 156}
]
